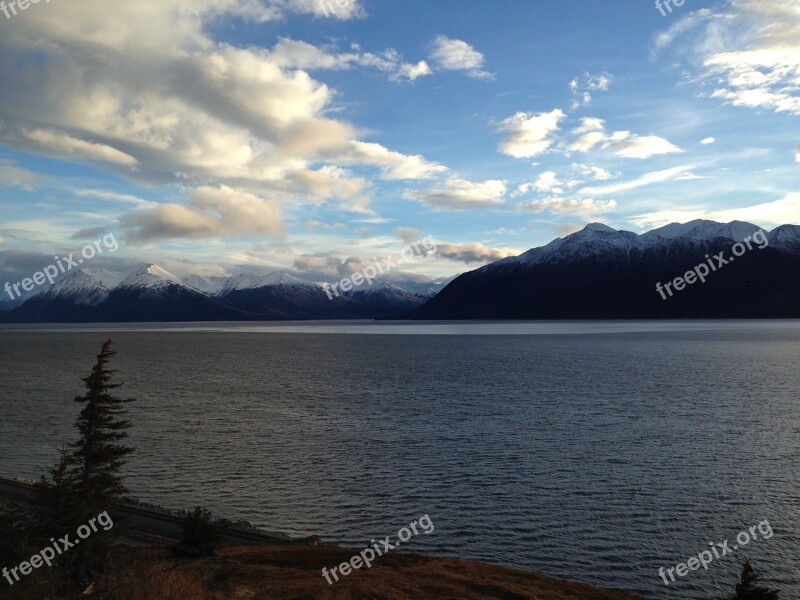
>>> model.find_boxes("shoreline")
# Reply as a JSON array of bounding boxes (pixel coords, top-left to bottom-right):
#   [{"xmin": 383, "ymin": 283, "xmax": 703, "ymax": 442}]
[{"xmin": 0, "ymin": 475, "xmax": 647, "ymax": 599}]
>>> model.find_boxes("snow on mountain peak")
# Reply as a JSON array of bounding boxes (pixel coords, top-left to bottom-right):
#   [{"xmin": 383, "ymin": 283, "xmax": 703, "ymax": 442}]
[
  {"xmin": 49, "ymin": 268, "xmax": 109, "ymax": 296},
  {"xmin": 118, "ymin": 264, "xmax": 184, "ymax": 290},
  {"xmin": 644, "ymin": 219, "xmax": 762, "ymax": 242},
  {"xmin": 217, "ymin": 271, "xmax": 319, "ymax": 294},
  {"xmin": 255, "ymin": 271, "xmax": 317, "ymax": 289},
  {"xmin": 494, "ymin": 219, "xmax": 781, "ymax": 269}
]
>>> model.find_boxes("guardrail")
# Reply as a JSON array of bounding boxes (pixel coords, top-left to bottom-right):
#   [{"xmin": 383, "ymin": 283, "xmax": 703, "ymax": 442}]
[{"xmin": 0, "ymin": 475, "xmax": 313, "ymax": 546}]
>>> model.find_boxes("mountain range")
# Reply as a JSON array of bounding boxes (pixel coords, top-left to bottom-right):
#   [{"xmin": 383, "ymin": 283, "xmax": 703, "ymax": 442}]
[
  {"xmin": 407, "ymin": 220, "xmax": 800, "ymax": 319},
  {"xmin": 5, "ymin": 219, "xmax": 800, "ymax": 323},
  {"xmin": 0, "ymin": 264, "xmax": 443, "ymax": 323}
]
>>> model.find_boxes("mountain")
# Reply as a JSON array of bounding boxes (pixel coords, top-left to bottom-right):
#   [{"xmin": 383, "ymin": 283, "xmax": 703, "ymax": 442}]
[
  {"xmin": 5, "ymin": 264, "xmax": 246, "ymax": 323},
  {"xmin": 1, "ymin": 264, "xmax": 439, "ymax": 323},
  {"xmin": 4, "ymin": 268, "xmax": 113, "ymax": 322},
  {"xmin": 345, "ymin": 282, "xmax": 432, "ymax": 318},
  {"xmin": 407, "ymin": 220, "xmax": 800, "ymax": 320}
]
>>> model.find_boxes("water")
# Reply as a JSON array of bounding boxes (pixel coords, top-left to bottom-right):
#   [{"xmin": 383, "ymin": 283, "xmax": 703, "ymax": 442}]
[{"xmin": 1, "ymin": 321, "xmax": 798, "ymax": 599}]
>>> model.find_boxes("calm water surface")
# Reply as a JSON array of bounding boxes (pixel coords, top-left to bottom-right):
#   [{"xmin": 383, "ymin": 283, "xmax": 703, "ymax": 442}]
[{"xmin": 1, "ymin": 321, "xmax": 798, "ymax": 599}]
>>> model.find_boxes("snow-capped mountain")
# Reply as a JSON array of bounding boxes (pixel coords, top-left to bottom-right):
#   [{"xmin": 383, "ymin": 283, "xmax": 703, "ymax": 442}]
[
  {"xmin": 226, "ymin": 271, "xmax": 320, "ymax": 294},
  {"xmin": 410, "ymin": 220, "xmax": 800, "ymax": 320},
  {"xmin": 643, "ymin": 219, "xmax": 764, "ymax": 243},
  {"xmin": 2, "ymin": 263, "xmax": 443, "ymax": 322},
  {"xmin": 183, "ymin": 275, "xmax": 230, "ymax": 295},
  {"xmin": 496, "ymin": 220, "xmax": 776, "ymax": 269},
  {"xmin": 49, "ymin": 268, "xmax": 111, "ymax": 299},
  {"xmin": 117, "ymin": 264, "xmax": 186, "ymax": 291}
]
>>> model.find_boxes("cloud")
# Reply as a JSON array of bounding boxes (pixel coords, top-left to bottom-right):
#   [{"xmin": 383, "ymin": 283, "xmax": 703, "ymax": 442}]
[
  {"xmin": 404, "ymin": 178, "xmax": 507, "ymax": 210},
  {"xmin": 337, "ymin": 142, "xmax": 448, "ymax": 180},
  {"xmin": 429, "ymin": 36, "xmax": 494, "ymax": 79},
  {"xmin": 498, "ymin": 109, "xmax": 565, "ymax": 158},
  {"xmin": 121, "ymin": 185, "xmax": 282, "ymax": 244},
  {"xmin": 313, "ymin": 0, "xmax": 366, "ymax": 20},
  {"xmin": 395, "ymin": 60, "xmax": 433, "ymax": 81},
  {"xmin": 533, "ymin": 171, "xmax": 563, "ymax": 193},
  {"xmin": 20, "ymin": 128, "xmax": 138, "ymax": 167},
  {"xmin": 0, "ymin": 159, "xmax": 40, "ymax": 190},
  {"xmin": 268, "ymin": 38, "xmax": 432, "ymax": 81},
  {"xmin": 795, "ymin": 146, "xmax": 800, "ymax": 162},
  {"xmin": 71, "ymin": 226, "xmax": 114, "ymax": 240},
  {"xmin": 580, "ymin": 165, "xmax": 697, "ymax": 196},
  {"xmin": 436, "ymin": 243, "xmax": 517, "ymax": 263},
  {"xmin": 571, "ymin": 163, "xmax": 616, "ymax": 182},
  {"xmin": 568, "ymin": 118, "xmax": 682, "ymax": 159},
  {"xmin": 0, "ymin": 0, "xmax": 450, "ymax": 230},
  {"xmin": 701, "ymin": 137, "xmax": 716, "ymax": 145},
  {"xmin": 661, "ymin": 2, "xmax": 800, "ymax": 116},
  {"xmin": 652, "ymin": 8, "xmax": 714, "ymax": 51},
  {"xmin": 631, "ymin": 193, "xmax": 800, "ymax": 230},
  {"xmin": 73, "ymin": 189, "xmax": 157, "ymax": 209},
  {"xmin": 569, "ymin": 72, "xmax": 612, "ymax": 109},
  {"xmin": 520, "ymin": 197, "xmax": 617, "ymax": 219},
  {"xmin": 396, "ymin": 227, "xmax": 421, "ymax": 243}
]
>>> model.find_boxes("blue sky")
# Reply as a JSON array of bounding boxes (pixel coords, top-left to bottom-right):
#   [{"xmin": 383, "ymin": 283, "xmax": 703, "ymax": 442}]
[{"xmin": 0, "ymin": 0, "xmax": 798, "ymax": 283}]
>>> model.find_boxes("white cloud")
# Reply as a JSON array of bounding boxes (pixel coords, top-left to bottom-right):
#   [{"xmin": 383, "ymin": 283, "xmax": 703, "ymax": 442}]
[
  {"xmin": 701, "ymin": 137, "xmax": 716, "ymax": 145},
  {"xmin": 429, "ymin": 36, "xmax": 494, "ymax": 79},
  {"xmin": 568, "ymin": 119, "xmax": 682, "ymax": 159},
  {"xmin": 795, "ymin": 146, "xmax": 800, "ymax": 162},
  {"xmin": 521, "ymin": 197, "xmax": 617, "ymax": 218},
  {"xmin": 571, "ymin": 163, "xmax": 617, "ymax": 182},
  {"xmin": 121, "ymin": 185, "xmax": 282, "ymax": 244},
  {"xmin": 661, "ymin": 2, "xmax": 800, "ymax": 116},
  {"xmin": 73, "ymin": 189, "xmax": 158, "ymax": 209},
  {"xmin": 653, "ymin": 8, "xmax": 714, "ymax": 51},
  {"xmin": 395, "ymin": 60, "xmax": 433, "ymax": 81},
  {"xmin": 631, "ymin": 193, "xmax": 800, "ymax": 230},
  {"xmin": 0, "ymin": 0, "xmax": 450, "ymax": 232},
  {"xmin": 404, "ymin": 178, "xmax": 507, "ymax": 210},
  {"xmin": 498, "ymin": 109, "xmax": 565, "ymax": 158},
  {"xmin": 580, "ymin": 165, "xmax": 697, "ymax": 196},
  {"xmin": 569, "ymin": 72, "xmax": 612, "ymax": 109},
  {"xmin": 0, "ymin": 159, "xmax": 40, "ymax": 190},
  {"xmin": 268, "ymin": 38, "xmax": 432, "ymax": 81},
  {"xmin": 338, "ymin": 142, "xmax": 448, "ymax": 180},
  {"xmin": 533, "ymin": 171, "xmax": 563, "ymax": 193}
]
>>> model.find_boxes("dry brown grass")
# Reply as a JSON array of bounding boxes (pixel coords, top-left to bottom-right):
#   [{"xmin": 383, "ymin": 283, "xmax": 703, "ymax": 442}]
[{"xmin": 86, "ymin": 544, "xmax": 649, "ymax": 600}]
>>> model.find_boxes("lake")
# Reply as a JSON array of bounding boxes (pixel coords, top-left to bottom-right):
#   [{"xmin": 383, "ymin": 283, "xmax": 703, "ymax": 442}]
[{"xmin": 1, "ymin": 320, "xmax": 798, "ymax": 599}]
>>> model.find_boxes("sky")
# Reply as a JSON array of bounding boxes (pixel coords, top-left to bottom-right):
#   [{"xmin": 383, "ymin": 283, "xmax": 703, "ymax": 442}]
[{"xmin": 0, "ymin": 0, "xmax": 798, "ymax": 285}]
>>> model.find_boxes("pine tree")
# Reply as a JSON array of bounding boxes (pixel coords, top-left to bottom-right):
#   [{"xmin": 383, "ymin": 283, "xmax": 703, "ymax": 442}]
[
  {"xmin": 69, "ymin": 340, "xmax": 135, "ymax": 515},
  {"xmin": 721, "ymin": 559, "xmax": 780, "ymax": 600},
  {"xmin": 34, "ymin": 447, "xmax": 81, "ymax": 536}
]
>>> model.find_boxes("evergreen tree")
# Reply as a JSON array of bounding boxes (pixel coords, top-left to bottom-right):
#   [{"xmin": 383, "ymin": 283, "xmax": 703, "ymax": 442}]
[
  {"xmin": 721, "ymin": 559, "xmax": 780, "ymax": 600},
  {"xmin": 69, "ymin": 339, "xmax": 135, "ymax": 514},
  {"xmin": 33, "ymin": 447, "xmax": 81, "ymax": 539},
  {"xmin": 178, "ymin": 507, "xmax": 227, "ymax": 557}
]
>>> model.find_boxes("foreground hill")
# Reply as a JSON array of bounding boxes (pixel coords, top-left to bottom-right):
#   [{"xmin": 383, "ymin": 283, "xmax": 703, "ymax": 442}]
[
  {"xmin": 408, "ymin": 220, "xmax": 800, "ymax": 319},
  {"xmin": 89, "ymin": 544, "xmax": 647, "ymax": 600}
]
